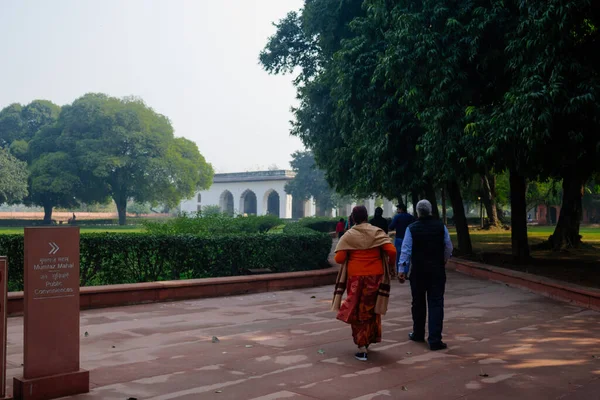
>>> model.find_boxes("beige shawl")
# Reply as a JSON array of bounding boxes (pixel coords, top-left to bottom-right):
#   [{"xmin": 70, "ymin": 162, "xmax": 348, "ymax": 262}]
[{"xmin": 331, "ymin": 223, "xmax": 394, "ymax": 315}]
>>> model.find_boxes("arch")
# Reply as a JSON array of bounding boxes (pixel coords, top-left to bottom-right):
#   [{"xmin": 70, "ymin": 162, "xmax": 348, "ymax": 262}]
[
  {"xmin": 219, "ymin": 190, "xmax": 234, "ymax": 216},
  {"xmin": 263, "ymin": 189, "xmax": 280, "ymax": 216},
  {"xmin": 240, "ymin": 189, "xmax": 257, "ymax": 215}
]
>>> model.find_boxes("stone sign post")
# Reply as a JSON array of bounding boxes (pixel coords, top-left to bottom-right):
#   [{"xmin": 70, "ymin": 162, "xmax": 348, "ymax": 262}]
[
  {"xmin": 14, "ymin": 227, "xmax": 89, "ymax": 400},
  {"xmin": 0, "ymin": 257, "xmax": 7, "ymax": 399}
]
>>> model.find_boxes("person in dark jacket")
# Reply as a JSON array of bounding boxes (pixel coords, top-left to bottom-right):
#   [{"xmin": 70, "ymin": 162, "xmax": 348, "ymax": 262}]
[
  {"xmin": 397, "ymin": 200, "xmax": 453, "ymax": 351},
  {"xmin": 369, "ymin": 207, "xmax": 389, "ymax": 234},
  {"xmin": 388, "ymin": 204, "xmax": 414, "ymax": 268}
]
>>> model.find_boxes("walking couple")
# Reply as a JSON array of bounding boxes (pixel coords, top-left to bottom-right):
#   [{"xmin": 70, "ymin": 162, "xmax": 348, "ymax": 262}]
[{"xmin": 332, "ymin": 200, "xmax": 453, "ymax": 361}]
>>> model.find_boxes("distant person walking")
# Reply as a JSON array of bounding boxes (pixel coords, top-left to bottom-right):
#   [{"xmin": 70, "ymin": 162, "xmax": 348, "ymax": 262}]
[
  {"xmin": 397, "ymin": 200, "xmax": 453, "ymax": 351},
  {"xmin": 389, "ymin": 204, "xmax": 414, "ymax": 267},
  {"xmin": 345, "ymin": 214, "xmax": 355, "ymax": 231},
  {"xmin": 369, "ymin": 207, "xmax": 389, "ymax": 234},
  {"xmin": 332, "ymin": 206, "xmax": 396, "ymax": 361},
  {"xmin": 336, "ymin": 218, "xmax": 345, "ymax": 239}
]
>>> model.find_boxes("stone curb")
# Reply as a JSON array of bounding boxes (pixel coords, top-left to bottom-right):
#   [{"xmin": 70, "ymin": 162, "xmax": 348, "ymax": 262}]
[
  {"xmin": 6, "ymin": 267, "xmax": 338, "ymax": 317},
  {"xmin": 447, "ymin": 258, "xmax": 600, "ymax": 311}
]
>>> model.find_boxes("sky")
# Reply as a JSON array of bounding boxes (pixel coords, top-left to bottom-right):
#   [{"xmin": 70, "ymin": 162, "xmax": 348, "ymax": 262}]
[{"xmin": 0, "ymin": 0, "xmax": 305, "ymax": 173}]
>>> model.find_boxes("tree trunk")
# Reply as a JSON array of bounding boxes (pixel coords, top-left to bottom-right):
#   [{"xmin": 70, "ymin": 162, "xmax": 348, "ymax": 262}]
[
  {"xmin": 549, "ymin": 175, "xmax": 584, "ymax": 249},
  {"xmin": 446, "ymin": 180, "xmax": 472, "ymax": 254},
  {"xmin": 424, "ymin": 181, "xmax": 440, "ymax": 219},
  {"xmin": 411, "ymin": 192, "xmax": 419, "ymax": 215},
  {"xmin": 509, "ymin": 169, "xmax": 530, "ymax": 262},
  {"xmin": 441, "ymin": 187, "xmax": 447, "ymax": 225},
  {"xmin": 115, "ymin": 196, "xmax": 128, "ymax": 226},
  {"xmin": 43, "ymin": 203, "xmax": 53, "ymax": 225},
  {"xmin": 481, "ymin": 173, "xmax": 500, "ymax": 227}
]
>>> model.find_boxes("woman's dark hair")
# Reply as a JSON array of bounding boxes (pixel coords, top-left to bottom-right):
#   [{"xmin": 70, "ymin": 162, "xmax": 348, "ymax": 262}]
[
  {"xmin": 352, "ymin": 205, "xmax": 369, "ymax": 224},
  {"xmin": 339, "ymin": 218, "xmax": 345, "ymax": 223}
]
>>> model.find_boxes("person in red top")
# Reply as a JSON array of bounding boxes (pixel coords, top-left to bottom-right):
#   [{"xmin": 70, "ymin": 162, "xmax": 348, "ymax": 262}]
[
  {"xmin": 332, "ymin": 206, "xmax": 396, "ymax": 361},
  {"xmin": 336, "ymin": 218, "xmax": 345, "ymax": 239}
]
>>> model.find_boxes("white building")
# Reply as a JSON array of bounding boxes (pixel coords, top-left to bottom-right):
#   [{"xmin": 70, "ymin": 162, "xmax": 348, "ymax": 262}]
[{"xmin": 179, "ymin": 170, "xmax": 397, "ymax": 219}]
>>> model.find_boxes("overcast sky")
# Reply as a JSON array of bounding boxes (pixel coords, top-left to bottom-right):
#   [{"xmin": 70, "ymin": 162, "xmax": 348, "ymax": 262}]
[{"xmin": 0, "ymin": 0, "xmax": 305, "ymax": 173}]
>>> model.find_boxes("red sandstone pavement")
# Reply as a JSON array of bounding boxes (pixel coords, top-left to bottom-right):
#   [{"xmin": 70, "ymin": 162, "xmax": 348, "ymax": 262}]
[{"xmin": 5, "ymin": 271, "xmax": 600, "ymax": 400}]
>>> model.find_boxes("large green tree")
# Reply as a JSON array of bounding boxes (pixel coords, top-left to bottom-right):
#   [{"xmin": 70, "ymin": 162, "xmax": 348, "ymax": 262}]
[
  {"xmin": 0, "ymin": 100, "xmax": 61, "ymax": 147},
  {"xmin": 0, "ymin": 149, "xmax": 28, "ymax": 204},
  {"xmin": 261, "ymin": 0, "xmax": 473, "ymax": 252},
  {"xmin": 502, "ymin": 0, "xmax": 600, "ymax": 249},
  {"xmin": 0, "ymin": 100, "xmax": 67, "ymax": 221},
  {"xmin": 57, "ymin": 93, "xmax": 214, "ymax": 225},
  {"xmin": 25, "ymin": 124, "xmax": 103, "ymax": 223}
]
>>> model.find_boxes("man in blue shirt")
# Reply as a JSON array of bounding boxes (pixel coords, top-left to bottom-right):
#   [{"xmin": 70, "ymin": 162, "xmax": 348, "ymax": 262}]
[
  {"xmin": 388, "ymin": 204, "xmax": 415, "ymax": 268},
  {"xmin": 397, "ymin": 200, "xmax": 453, "ymax": 351}
]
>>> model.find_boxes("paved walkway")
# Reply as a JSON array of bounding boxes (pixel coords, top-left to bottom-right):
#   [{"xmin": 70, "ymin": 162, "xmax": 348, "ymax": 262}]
[{"xmin": 5, "ymin": 271, "xmax": 600, "ymax": 399}]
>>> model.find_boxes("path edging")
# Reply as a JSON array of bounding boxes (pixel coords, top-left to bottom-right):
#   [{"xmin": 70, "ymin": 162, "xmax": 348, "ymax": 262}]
[
  {"xmin": 6, "ymin": 267, "xmax": 338, "ymax": 317},
  {"xmin": 447, "ymin": 258, "xmax": 600, "ymax": 311}
]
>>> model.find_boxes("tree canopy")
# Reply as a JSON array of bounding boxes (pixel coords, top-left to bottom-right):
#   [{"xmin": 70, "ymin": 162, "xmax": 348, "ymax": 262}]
[
  {"xmin": 0, "ymin": 95, "xmax": 213, "ymax": 224},
  {"xmin": 55, "ymin": 93, "xmax": 214, "ymax": 224},
  {"xmin": 285, "ymin": 151, "xmax": 335, "ymax": 214},
  {"xmin": 0, "ymin": 149, "xmax": 28, "ymax": 204},
  {"xmin": 262, "ymin": 0, "xmax": 600, "ymax": 260}
]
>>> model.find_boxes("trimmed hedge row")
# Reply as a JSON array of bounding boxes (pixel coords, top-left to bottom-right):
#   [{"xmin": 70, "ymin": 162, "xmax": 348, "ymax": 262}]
[
  {"xmin": 0, "ymin": 229, "xmax": 332, "ymax": 292},
  {"xmin": 297, "ymin": 217, "xmax": 341, "ymax": 233}
]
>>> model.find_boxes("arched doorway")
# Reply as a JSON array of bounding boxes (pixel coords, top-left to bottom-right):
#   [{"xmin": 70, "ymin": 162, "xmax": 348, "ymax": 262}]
[
  {"xmin": 241, "ymin": 190, "xmax": 257, "ymax": 215},
  {"xmin": 219, "ymin": 190, "xmax": 234, "ymax": 216},
  {"xmin": 264, "ymin": 190, "xmax": 280, "ymax": 216}
]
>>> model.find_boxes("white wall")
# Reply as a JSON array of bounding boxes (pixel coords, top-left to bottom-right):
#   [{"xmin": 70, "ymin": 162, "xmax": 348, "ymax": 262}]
[{"xmin": 180, "ymin": 179, "xmax": 297, "ymax": 218}]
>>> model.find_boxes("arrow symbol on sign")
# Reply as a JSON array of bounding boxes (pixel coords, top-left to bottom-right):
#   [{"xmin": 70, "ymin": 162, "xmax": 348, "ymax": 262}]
[{"xmin": 48, "ymin": 242, "xmax": 60, "ymax": 255}]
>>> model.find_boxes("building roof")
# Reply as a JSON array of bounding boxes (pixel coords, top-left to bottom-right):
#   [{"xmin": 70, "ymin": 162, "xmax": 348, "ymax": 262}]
[{"xmin": 213, "ymin": 170, "xmax": 296, "ymax": 183}]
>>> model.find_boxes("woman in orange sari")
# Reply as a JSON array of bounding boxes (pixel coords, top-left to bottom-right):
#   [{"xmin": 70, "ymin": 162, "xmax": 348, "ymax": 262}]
[{"xmin": 332, "ymin": 206, "xmax": 396, "ymax": 361}]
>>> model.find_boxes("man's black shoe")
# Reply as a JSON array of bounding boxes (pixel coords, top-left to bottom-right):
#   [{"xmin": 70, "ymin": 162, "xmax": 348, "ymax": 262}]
[
  {"xmin": 429, "ymin": 341, "xmax": 448, "ymax": 351},
  {"xmin": 408, "ymin": 332, "xmax": 425, "ymax": 343}
]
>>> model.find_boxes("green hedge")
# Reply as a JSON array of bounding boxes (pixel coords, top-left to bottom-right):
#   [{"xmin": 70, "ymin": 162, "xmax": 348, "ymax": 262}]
[
  {"xmin": 0, "ymin": 230, "xmax": 332, "ymax": 291},
  {"xmin": 297, "ymin": 217, "xmax": 341, "ymax": 233},
  {"xmin": 144, "ymin": 214, "xmax": 282, "ymax": 235}
]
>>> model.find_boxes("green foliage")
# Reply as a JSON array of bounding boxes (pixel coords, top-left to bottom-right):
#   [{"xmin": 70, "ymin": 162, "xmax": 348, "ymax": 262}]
[
  {"xmin": 285, "ymin": 151, "xmax": 335, "ymax": 213},
  {"xmin": 0, "ymin": 104, "xmax": 25, "ymax": 147},
  {"xmin": 28, "ymin": 152, "xmax": 81, "ymax": 216},
  {"xmin": 200, "ymin": 205, "xmax": 224, "ymax": 217},
  {"xmin": 0, "ymin": 101, "xmax": 61, "ymax": 147},
  {"xmin": 128, "ymin": 202, "xmax": 152, "ymax": 216},
  {"xmin": 0, "ymin": 149, "xmax": 28, "ymax": 204},
  {"xmin": 144, "ymin": 214, "xmax": 283, "ymax": 236},
  {"xmin": 0, "ymin": 230, "xmax": 332, "ymax": 291},
  {"xmin": 55, "ymin": 93, "xmax": 214, "ymax": 224},
  {"xmin": 295, "ymin": 216, "xmax": 340, "ymax": 233}
]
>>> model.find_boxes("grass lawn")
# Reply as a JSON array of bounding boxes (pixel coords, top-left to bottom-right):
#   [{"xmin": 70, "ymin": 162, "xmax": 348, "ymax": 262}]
[
  {"xmin": 0, "ymin": 225, "xmax": 145, "ymax": 234},
  {"xmin": 451, "ymin": 225, "xmax": 600, "ymax": 289}
]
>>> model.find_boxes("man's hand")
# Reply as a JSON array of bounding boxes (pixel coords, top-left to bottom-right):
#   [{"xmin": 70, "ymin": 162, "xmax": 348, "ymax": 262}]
[{"xmin": 397, "ymin": 273, "xmax": 406, "ymax": 284}]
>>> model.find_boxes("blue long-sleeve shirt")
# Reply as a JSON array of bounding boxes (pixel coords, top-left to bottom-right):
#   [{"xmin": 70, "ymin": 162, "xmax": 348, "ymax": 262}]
[{"xmin": 398, "ymin": 226, "xmax": 453, "ymax": 274}]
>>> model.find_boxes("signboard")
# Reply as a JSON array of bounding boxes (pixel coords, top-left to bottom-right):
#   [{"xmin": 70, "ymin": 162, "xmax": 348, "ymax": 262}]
[
  {"xmin": 23, "ymin": 227, "xmax": 80, "ymax": 379},
  {"xmin": 0, "ymin": 257, "xmax": 7, "ymax": 398}
]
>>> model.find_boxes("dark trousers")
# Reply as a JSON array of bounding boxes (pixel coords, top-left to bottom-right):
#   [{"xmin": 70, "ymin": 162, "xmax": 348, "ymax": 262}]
[{"xmin": 409, "ymin": 271, "xmax": 446, "ymax": 344}]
